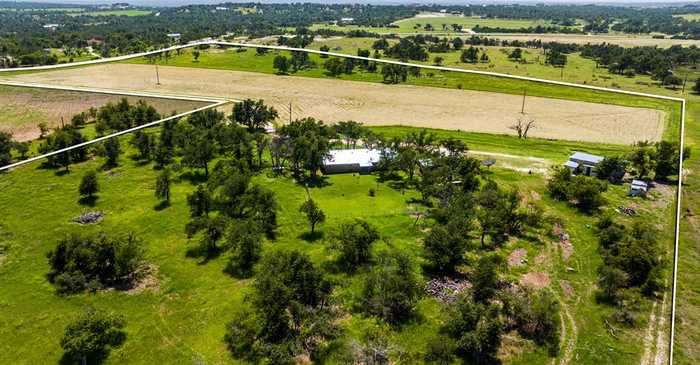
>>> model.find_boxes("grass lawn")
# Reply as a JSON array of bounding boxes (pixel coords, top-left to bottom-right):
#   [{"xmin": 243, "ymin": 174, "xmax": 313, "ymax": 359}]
[{"xmin": 0, "ymin": 120, "xmax": 677, "ymax": 364}]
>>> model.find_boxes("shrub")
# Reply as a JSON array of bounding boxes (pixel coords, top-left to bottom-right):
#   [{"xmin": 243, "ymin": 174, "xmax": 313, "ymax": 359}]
[
  {"xmin": 47, "ymin": 232, "xmax": 145, "ymax": 294},
  {"xmin": 79, "ymin": 170, "xmax": 99, "ymax": 198},
  {"xmin": 60, "ymin": 308, "xmax": 126, "ymax": 365},
  {"xmin": 361, "ymin": 251, "xmax": 421, "ymax": 324},
  {"xmin": 330, "ymin": 219, "xmax": 380, "ymax": 271}
]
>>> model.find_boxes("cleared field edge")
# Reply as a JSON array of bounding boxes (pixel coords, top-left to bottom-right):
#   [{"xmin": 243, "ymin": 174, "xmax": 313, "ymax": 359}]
[
  {"xmin": 0, "ymin": 81, "xmax": 232, "ymax": 172},
  {"xmin": 0, "ymin": 41, "xmax": 688, "ymax": 365},
  {"xmin": 16, "ymin": 63, "xmax": 668, "ymax": 146}
]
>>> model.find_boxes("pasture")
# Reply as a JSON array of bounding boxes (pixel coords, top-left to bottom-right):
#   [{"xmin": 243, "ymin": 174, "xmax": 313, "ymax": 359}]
[
  {"xmin": 0, "ymin": 40, "xmax": 698, "ymax": 364},
  {"xmin": 0, "ymin": 119, "xmax": 676, "ymax": 364},
  {"xmin": 309, "ymin": 14, "xmax": 557, "ymax": 34}
]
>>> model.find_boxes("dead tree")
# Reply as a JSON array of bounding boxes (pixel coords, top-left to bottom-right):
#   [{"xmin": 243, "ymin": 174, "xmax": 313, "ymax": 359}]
[{"xmin": 509, "ymin": 118, "xmax": 536, "ymax": 139}]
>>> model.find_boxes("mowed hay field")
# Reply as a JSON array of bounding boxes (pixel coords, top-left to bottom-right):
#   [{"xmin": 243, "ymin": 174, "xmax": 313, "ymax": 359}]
[
  {"xmin": 0, "ymin": 85, "xmax": 208, "ymax": 141},
  {"xmin": 471, "ymin": 33, "xmax": 700, "ymax": 48},
  {"xmin": 8, "ymin": 63, "xmax": 665, "ymax": 145}
]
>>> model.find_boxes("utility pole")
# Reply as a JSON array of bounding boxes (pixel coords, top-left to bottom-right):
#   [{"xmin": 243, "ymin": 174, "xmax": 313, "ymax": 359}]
[
  {"xmin": 560, "ymin": 65, "xmax": 564, "ymax": 80},
  {"xmin": 521, "ymin": 89, "xmax": 527, "ymax": 114},
  {"xmin": 682, "ymin": 72, "xmax": 688, "ymax": 94},
  {"xmin": 289, "ymin": 101, "xmax": 292, "ymax": 123},
  {"xmin": 155, "ymin": 64, "xmax": 161, "ymax": 85}
]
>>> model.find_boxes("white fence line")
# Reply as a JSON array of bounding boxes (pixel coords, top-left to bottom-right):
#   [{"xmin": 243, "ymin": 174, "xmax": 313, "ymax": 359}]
[
  {"xmin": 0, "ymin": 39, "xmax": 687, "ymax": 364},
  {"xmin": 0, "ymin": 80, "xmax": 228, "ymax": 103}
]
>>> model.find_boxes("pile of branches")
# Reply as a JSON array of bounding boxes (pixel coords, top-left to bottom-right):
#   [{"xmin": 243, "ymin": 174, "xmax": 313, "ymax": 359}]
[
  {"xmin": 72, "ymin": 211, "xmax": 105, "ymax": 225},
  {"xmin": 425, "ymin": 277, "xmax": 470, "ymax": 304}
]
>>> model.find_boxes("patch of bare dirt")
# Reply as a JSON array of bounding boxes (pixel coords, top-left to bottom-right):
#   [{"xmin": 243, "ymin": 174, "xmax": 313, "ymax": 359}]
[
  {"xmin": 508, "ymin": 248, "xmax": 527, "ymax": 267},
  {"xmin": 534, "ymin": 252, "xmax": 548, "ymax": 266},
  {"xmin": 520, "ymin": 272, "xmax": 551, "ymax": 290},
  {"xmin": 559, "ymin": 241, "xmax": 574, "ymax": 262},
  {"xmin": 126, "ymin": 264, "xmax": 161, "ymax": 294},
  {"xmin": 498, "ymin": 331, "xmax": 529, "ymax": 363},
  {"xmin": 8, "ymin": 63, "xmax": 665, "ymax": 145},
  {"xmin": 559, "ymin": 280, "xmax": 574, "ymax": 298},
  {"xmin": 552, "ymin": 222, "xmax": 573, "ymax": 261}
]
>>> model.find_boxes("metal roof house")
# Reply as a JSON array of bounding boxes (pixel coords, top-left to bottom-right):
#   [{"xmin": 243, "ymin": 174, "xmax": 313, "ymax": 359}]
[
  {"xmin": 564, "ymin": 151, "xmax": 604, "ymax": 176},
  {"xmin": 629, "ymin": 179, "xmax": 649, "ymax": 197},
  {"xmin": 323, "ymin": 149, "xmax": 381, "ymax": 174}
]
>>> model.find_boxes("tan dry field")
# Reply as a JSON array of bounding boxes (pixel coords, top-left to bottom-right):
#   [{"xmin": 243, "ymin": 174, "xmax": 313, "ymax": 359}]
[
  {"xmin": 5, "ymin": 63, "xmax": 665, "ymax": 145},
  {"xmin": 0, "ymin": 85, "xmax": 207, "ymax": 141},
  {"xmin": 481, "ymin": 33, "xmax": 700, "ymax": 48}
]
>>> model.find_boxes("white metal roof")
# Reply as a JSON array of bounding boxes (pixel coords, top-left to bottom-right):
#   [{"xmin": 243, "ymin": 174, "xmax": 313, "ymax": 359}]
[
  {"xmin": 631, "ymin": 179, "xmax": 648, "ymax": 188},
  {"xmin": 563, "ymin": 160, "xmax": 579, "ymax": 169},
  {"xmin": 324, "ymin": 149, "xmax": 381, "ymax": 168},
  {"xmin": 569, "ymin": 151, "xmax": 604, "ymax": 164}
]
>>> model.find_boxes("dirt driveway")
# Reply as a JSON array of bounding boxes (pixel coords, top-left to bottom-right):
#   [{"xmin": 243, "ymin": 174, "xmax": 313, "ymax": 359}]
[{"xmin": 6, "ymin": 63, "xmax": 665, "ymax": 145}]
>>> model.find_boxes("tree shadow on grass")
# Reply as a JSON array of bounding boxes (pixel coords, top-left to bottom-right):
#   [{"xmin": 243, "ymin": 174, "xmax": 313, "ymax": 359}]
[
  {"xmin": 300, "ymin": 175, "xmax": 331, "ymax": 188},
  {"xmin": 54, "ymin": 169, "xmax": 70, "ymax": 177},
  {"xmin": 78, "ymin": 195, "xmax": 98, "ymax": 207},
  {"xmin": 185, "ymin": 245, "xmax": 222, "ymax": 265},
  {"xmin": 298, "ymin": 231, "xmax": 324, "ymax": 242},
  {"xmin": 178, "ymin": 170, "xmax": 208, "ymax": 185},
  {"xmin": 154, "ymin": 200, "xmax": 170, "ymax": 211}
]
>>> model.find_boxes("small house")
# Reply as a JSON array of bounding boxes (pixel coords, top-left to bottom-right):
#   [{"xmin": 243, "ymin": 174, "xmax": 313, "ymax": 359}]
[
  {"xmin": 564, "ymin": 151, "xmax": 604, "ymax": 176},
  {"xmin": 323, "ymin": 149, "xmax": 381, "ymax": 174},
  {"xmin": 340, "ymin": 17, "xmax": 355, "ymax": 23},
  {"xmin": 166, "ymin": 33, "xmax": 182, "ymax": 41},
  {"xmin": 629, "ymin": 180, "xmax": 648, "ymax": 197}
]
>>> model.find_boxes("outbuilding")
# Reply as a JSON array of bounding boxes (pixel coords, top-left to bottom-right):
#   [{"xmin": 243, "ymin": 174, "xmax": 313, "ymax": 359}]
[
  {"xmin": 323, "ymin": 149, "xmax": 381, "ymax": 174},
  {"xmin": 629, "ymin": 180, "xmax": 649, "ymax": 197},
  {"xmin": 564, "ymin": 151, "xmax": 604, "ymax": 176}
]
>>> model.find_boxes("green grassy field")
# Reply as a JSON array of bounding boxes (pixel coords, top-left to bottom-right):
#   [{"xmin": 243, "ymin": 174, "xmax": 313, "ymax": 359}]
[
  {"xmin": 309, "ymin": 37, "xmax": 684, "ymax": 99},
  {"xmin": 0, "ymin": 119, "xmax": 676, "ymax": 364},
  {"xmin": 309, "ymin": 14, "xmax": 561, "ymax": 34},
  {"xmin": 49, "ymin": 48, "xmax": 97, "ymax": 64},
  {"xmin": 75, "ymin": 9, "xmax": 152, "ymax": 17}
]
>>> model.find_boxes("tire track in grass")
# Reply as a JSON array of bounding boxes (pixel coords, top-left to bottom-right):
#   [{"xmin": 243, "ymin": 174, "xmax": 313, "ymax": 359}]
[{"xmin": 558, "ymin": 298, "xmax": 578, "ymax": 365}]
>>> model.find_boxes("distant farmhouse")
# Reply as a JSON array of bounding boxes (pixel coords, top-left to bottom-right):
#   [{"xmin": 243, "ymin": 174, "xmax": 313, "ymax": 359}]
[
  {"xmin": 564, "ymin": 151, "xmax": 604, "ymax": 176},
  {"xmin": 323, "ymin": 149, "xmax": 381, "ymax": 174}
]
